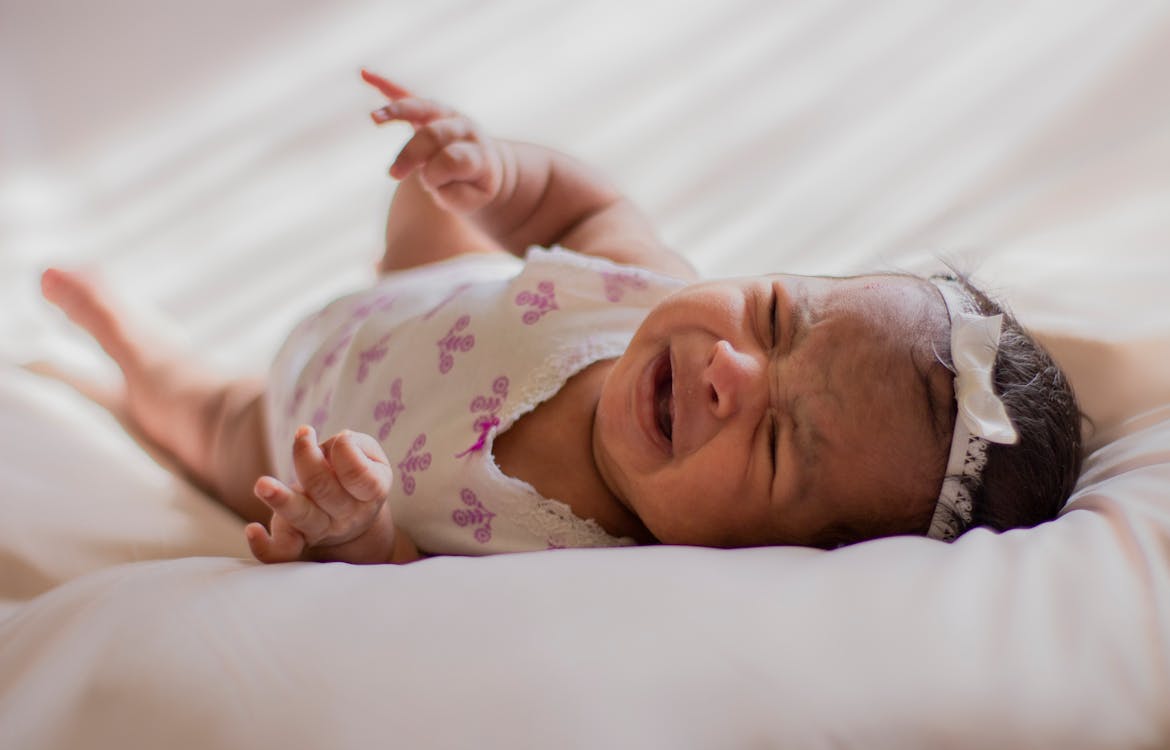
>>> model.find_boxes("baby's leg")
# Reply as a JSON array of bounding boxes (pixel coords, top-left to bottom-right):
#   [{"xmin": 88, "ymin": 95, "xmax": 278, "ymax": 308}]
[
  {"xmin": 378, "ymin": 173, "xmax": 505, "ymax": 273},
  {"xmin": 41, "ymin": 269, "xmax": 271, "ymax": 523}
]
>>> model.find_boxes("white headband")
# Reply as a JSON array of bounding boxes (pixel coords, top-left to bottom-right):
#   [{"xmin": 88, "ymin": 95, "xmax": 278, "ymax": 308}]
[{"xmin": 928, "ymin": 279, "xmax": 1019, "ymax": 542}]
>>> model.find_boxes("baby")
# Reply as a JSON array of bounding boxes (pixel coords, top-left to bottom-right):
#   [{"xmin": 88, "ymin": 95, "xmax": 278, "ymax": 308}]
[{"xmin": 41, "ymin": 70, "xmax": 1083, "ymax": 564}]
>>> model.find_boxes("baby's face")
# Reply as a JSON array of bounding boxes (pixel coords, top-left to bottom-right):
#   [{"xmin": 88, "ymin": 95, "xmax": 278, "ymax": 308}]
[{"xmin": 593, "ymin": 273, "xmax": 955, "ymax": 548}]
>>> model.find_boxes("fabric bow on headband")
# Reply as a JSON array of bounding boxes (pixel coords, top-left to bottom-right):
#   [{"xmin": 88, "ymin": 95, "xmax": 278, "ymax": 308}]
[
  {"xmin": 928, "ymin": 279, "xmax": 1019, "ymax": 542},
  {"xmin": 950, "ymin": 310, "xmax": 1019, "ymax": 445}
]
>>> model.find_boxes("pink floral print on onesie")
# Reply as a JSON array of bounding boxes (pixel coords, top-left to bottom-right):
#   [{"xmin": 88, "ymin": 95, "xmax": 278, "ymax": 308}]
[
  {"xmin": 351, "ymin": 292, "xmax": 395, "ymax": 320},
  {"xmin": 436, "ymin": 314, "xmax": 475, "ymax": 374},
  {"xmin": 397, "ymin": 433, "xmax": 432, "ymax": 496},
  {"xmin": 456, "ymin": 375, "xmax": 509, "ymax": 458},
  {"xmin": 320, "ymin": 329, "xmax": 354, "ymax": 376},
  {"xmin": 452, "ymin": 488, "xmax": 496, "ymax": 543},
  {"xmin": 333, "ymin": 293, "xmax": 394, "ymax": 383},
  {"xmin": 310, "ymin": 390, "xmax": 332, "ymax": 434},
  {"xmin": 373, "ymin": 378, "xmax": 405, "ymax": 441},
  {"xmin": 287, "ymin": 385, "xmax": 306, "ymax": 419},
  {"xmin": 515, "ymin": 280, "xmax": 558, "ymax": 324},
  {"xmin": 600, "ymin": 270, "xmax": 649, "ymax": 302},
  {"xmin": 356, "ymin": 333, "xmax": 392, "ymax": 384}
]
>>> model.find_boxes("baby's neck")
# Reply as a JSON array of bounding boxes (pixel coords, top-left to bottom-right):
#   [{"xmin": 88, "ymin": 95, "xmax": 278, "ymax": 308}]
[{"xmin": 491, "ymin": 359, "xmax": 652, "ymax": 542}]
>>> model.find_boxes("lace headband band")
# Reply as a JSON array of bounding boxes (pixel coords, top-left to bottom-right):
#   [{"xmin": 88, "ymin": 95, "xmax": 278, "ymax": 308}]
[{"xmin": 928, "ymin": 279, "xmax": 1019, "ymax": 541}]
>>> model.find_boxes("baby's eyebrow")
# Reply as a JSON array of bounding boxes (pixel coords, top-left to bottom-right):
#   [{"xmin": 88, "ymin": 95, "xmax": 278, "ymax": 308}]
[
  {"xmin": 783, "ymin": 288, "xmax": 822, "ymax": 494},
  {"xmin": 791, "ymin": 393, "xmax": 822, "ymax": 489}
]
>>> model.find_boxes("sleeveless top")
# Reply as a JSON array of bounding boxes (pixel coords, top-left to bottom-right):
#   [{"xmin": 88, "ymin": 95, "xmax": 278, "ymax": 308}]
[{"xmin": 265, "ymin": 246, "xmax": 685, "ymax": 555}]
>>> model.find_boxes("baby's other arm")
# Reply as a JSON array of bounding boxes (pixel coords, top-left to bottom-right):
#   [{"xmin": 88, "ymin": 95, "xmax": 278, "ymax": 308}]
[
  {"xmin": 480, "ymin": 142, "xmax": 699, "ymax": 280},
  {"xmin": 246, "ymin": 426, "xmax": 422, "ymax": 565},
  {"xmin": 363, "ymin": 70, "xmax": 697, "ymax": 280}
]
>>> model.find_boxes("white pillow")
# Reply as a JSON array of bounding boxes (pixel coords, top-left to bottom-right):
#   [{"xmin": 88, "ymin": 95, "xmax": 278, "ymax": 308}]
[{"xmin": 1, "ymin": 361, "xmax": 1167, "ymax": 748}]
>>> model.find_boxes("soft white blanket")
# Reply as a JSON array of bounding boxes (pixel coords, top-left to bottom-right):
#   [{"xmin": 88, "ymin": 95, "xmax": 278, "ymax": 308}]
[{"xmin": 1, "ymin": 2, "xmax": 1168, "ymax": 748}]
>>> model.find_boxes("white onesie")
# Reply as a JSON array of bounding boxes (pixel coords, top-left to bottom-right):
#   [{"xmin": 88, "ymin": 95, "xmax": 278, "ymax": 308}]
[{"xmin": 266, "ymin": 246, "xmax": 685, "ymax": 555}]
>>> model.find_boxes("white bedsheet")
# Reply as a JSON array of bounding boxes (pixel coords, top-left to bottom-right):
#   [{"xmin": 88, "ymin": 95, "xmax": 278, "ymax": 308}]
[{"xmin": 2, "ymin": 1, "xmax": 1168, "ymax": 748}]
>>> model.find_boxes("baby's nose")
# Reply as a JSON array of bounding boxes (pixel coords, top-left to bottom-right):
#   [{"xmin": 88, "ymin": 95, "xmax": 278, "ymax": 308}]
[{"xmin": 703, "ymin": 340, "xmax": 765, "ymax": 419}]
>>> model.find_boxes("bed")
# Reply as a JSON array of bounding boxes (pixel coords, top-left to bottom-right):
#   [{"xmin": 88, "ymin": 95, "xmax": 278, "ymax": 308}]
[{"xmin": 2, "ymin": 1, "xmax": 1168, "ymax": 747}]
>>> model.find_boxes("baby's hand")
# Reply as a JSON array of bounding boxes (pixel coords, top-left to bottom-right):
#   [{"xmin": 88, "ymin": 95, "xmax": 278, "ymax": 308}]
[
  {"xmin": 362, "ymin": 68, "xmax": 503, "ymax": 215},
  {"xmin": 246, "ymin": 426, "xmax": 398, "ymax": 565}
]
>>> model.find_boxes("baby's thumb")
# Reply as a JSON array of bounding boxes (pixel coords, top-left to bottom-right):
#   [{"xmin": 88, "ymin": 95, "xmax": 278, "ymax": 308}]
[{"xmin": 331, "ymin": 431, "xmax": 394, "ymax": 503}]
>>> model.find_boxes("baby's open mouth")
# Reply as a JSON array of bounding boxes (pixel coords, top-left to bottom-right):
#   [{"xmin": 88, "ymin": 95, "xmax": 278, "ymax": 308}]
[{"xmin": 653, "ymin": 352, "xmax": 674, "ymax": 444}]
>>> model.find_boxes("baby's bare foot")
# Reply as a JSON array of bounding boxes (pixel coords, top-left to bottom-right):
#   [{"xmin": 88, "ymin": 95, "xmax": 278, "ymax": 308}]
[
  {"xmin": 40, "ymin": 268, "xmax": 221, "ymax": 462},
  {"xmin": 41, "ymin": 268, "xmax": 151, "ymax": 383}
]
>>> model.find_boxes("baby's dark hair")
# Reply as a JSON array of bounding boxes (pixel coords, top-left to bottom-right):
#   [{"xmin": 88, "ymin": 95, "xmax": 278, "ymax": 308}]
[{"xmin": 937, "ymin": 273, "xmax": 1084, "ymax": 534}]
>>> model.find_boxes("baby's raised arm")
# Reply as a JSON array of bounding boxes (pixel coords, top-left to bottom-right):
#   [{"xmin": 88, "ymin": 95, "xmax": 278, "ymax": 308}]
[{"xmin": 363, "ymin": 70, "xmax": 697, "ymax": 280}]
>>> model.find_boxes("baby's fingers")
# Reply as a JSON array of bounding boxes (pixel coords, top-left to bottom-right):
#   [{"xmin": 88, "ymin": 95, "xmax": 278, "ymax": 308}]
[
  {"xmin": 371, "ymin": 97, "xmax": 457, "ymax": 129},
  {"xmin": 254, "ymin": 473, "xmax": 331, "ymax": 543},
  {"xmin": 245, "ymin": 519, "xmax": 306, "ymax": 564},
  {"xmin": 424, "ymin": 144, "xmax": 501, "ymax": 213},
  {"xmin": 388, "ymin": 117, "xmax": 478, "ymax": 180},
  {"xmin": 291, "ymin": 425, "xmax": 354, "ymax": 520},
  {"xmin": 361, "ymin": 68, "xmax": 413, "ymax": 100},
  {"xmin": 327, "ymin": 431, "xmax": 393, "ymax": 503}
]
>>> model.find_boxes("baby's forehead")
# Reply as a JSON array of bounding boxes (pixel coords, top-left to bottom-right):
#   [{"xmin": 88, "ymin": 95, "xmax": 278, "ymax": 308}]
[
  {"xmin": 781, "ymin": 271, "xmax": 954, "ymax": 456},
  {"xmin": 767, "ymin": 271, "xmax": 946, "ymax": 331}
]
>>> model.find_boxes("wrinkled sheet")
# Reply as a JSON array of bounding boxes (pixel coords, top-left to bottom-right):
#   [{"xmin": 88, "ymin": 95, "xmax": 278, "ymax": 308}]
[{"xmin": 1, "ymin": 1, "xmax": 1168, "ymax": 748}]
